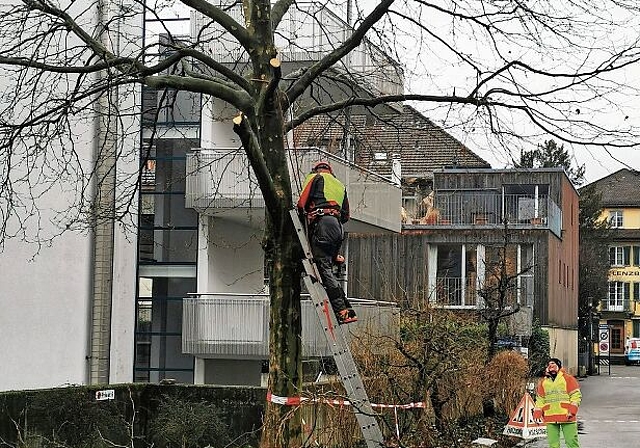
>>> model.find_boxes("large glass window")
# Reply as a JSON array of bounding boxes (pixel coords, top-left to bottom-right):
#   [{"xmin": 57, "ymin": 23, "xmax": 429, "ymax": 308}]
[
  {"xmin": 435, "ymin": 244, "xmax": 478, "ymax": 307},
  {"xmin": 136, "ymin": 137, "xmax": 200, "ymax": 384},
  {"xmin": 135, "ymin": 276, "xmax": 196, "ymax": 383}
]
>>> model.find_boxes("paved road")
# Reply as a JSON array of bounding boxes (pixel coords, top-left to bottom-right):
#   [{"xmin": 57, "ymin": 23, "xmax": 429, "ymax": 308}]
[{"xmin": 521, "ymin": 365, "xmax": 640, "ymax": 448}]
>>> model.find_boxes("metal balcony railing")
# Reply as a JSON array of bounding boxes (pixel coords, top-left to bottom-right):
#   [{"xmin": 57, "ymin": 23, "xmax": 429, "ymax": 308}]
[
  {"xmin": 600, "ymin": 298, "xmax": 633, "ymax": 313},
  {"xmin": 182, "ymin": 293, "xmax": 399, "ymax": 358},
  {"xmin": 403, "ymin": 191, "xmax": 562, "ymax": 237},
  {"xmin": 433, "ymin": 273, "xmax": 535, "ymax": 309},
  {"xmin": 185, "ymin": 147, "xmax": 402, "ymax": 233},
  {"xmin": 433, "ymin": 276, "xmax": 478, "ymax": 308},
  {"xmin": 191, "ymin": 2, "xmax": 404, "ymax": 96}
]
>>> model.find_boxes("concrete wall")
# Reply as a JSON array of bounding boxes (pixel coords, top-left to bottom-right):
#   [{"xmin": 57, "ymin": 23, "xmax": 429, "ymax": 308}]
[
  {"xmin": 0, "ymin": 235, "xmax": 93, "ymax": 391},
  {"xmin": 547, "ymin": 326, "xmax": 579, "ymax": 375},
  {"xmin": 0, "ymin": 2, "xmax": 141, "ymax": 391},
  {"xmin": 194, "ymin": 214, "xmax": 266, "ymax": 383},
  {"xmin": 205, "ymin": 215, "xmax": 266, "ymax": 294}
]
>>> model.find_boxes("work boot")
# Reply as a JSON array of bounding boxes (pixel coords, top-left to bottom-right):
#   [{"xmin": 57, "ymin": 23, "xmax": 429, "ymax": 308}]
[{"xmin": 336, "ymin": 309, "xmax": 358, "ymax": 325}]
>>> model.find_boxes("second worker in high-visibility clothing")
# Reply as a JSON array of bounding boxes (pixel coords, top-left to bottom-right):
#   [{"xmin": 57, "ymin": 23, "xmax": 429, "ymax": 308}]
[
  {"xmin": 297, "ymin": 161, "xmax": 357, "ymax": 324},
  {"xmin": 533, "ymin": 358, "xmax": 582, "ymax": 448}
]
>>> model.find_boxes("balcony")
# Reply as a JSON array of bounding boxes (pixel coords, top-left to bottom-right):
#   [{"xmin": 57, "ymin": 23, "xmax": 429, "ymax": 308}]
[
  {"xmin": 433, "ymin": 276, "xmax": 478, "ymax": 308},
  {"xmin": 182, "ymin": 294, "xmax": 399, "ymax": 358},
  {"xmin": 191, "ymin": 2, "xmax": 404, "ymax": 96},
  {"xmin": 600, "ymin": 299, "xmax": 633, "ymax": 313},
  {"xmin": 185, "ymin": 147, "xmax": 402, "ymax": 233},
  {"xmin": 403, "ymin": 190, "xmax": 562, "ymax": 237}
]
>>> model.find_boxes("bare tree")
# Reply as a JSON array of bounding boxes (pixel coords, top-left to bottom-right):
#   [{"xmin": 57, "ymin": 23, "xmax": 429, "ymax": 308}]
[{"xmin": 1, "ymin": 1, "xmax": 640, "ymax": 446}]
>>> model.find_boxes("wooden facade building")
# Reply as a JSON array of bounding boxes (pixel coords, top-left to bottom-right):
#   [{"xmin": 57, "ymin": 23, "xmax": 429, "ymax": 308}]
[{"xmin": 347, "ymin": 168, "xmax": 580, "ymax": 373}]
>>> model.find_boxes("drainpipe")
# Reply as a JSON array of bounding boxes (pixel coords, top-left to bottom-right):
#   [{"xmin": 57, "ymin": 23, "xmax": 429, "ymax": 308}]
[
  {"xmin": 88, "ymin": 0, "xmax": 117, "ymax": 385},
  {"xmin": 391, "ymin": 154, "xmax": 401, "ymax": 186}
]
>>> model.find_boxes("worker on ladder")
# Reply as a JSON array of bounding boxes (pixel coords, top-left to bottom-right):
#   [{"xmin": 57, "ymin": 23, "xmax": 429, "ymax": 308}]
[{"xmin": 297, "ymin": 160, "xmax": 357, "ymax": 324}]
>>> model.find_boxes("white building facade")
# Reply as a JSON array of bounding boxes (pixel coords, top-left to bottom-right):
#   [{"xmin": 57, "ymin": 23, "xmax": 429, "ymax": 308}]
[{"xmin": 0, "ymin": 2, "xmax": 402, "ymax": 391}]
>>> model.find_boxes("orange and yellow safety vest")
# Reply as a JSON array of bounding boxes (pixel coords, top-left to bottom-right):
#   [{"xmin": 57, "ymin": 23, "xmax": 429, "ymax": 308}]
[{"xmin": 535, "ymin": 370, "xmax": 582, "ymax": 423}]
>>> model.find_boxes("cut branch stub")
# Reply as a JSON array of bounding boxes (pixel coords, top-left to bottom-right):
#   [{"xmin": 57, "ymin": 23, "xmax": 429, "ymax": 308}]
[{"xmin": 270, "ymin": 57, "xmax": 281, "ymax": 68}]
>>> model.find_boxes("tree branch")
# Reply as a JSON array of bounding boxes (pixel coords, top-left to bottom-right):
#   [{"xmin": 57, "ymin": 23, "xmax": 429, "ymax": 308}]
[
  {"xmin": 271, "ymin": 0, "xmax": 295, "ymax": 31},
  {"xmin": 285, "ymin": 0, "xmax": 396, "ymax": 104},
  {"xmin": 232, "ymin": 114, "xmax": 281, "ymax": 222},
  {"xmin": 144, "ymin": 74, "xmax": 255, "ymax": 114},
  {"xmin": 286, "ymin": 93, "xmax": 487, "ymax": 131},
  {"xmin": 179, "ymin": 0, "xmax": 255, "ymax": 51}
]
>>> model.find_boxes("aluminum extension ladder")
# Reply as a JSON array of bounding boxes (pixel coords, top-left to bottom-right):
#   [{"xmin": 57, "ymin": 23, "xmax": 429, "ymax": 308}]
[{"xmin": 289, "ymin": 210, "xmax": 384, "ymax": 448}]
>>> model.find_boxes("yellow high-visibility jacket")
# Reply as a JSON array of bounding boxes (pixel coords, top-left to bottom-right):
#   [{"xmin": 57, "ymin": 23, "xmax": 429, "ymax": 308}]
[
  {"xmin": 535, "ymin": 370, "xmax": 582, "ymax": 423},
  {"xmin": 297, "ymin": 172, "xmax": 349, "ymax": 223}
]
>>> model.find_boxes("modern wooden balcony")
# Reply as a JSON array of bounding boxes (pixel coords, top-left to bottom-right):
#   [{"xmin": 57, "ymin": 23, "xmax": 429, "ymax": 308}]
[{"xmin": 402, "ymin": 190, "xmax": 562, "ymax": 237}]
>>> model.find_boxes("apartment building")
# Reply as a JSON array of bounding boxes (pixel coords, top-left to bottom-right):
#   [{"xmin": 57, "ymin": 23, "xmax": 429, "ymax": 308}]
[
  {"xmin": 0, "ymin": 2, "xmax": 404, "ymax": 390},
  {"xmin": 348, "ymin": 168, "xmax": 581, "ymax": 373},
  {"xmin": 586, "ymin": 169, "xmax": 640, "ymax": 363}
]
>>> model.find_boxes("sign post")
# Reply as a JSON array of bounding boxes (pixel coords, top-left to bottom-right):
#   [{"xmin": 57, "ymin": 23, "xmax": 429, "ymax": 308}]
[{"xmin": 598, "ymin": 324, "xmax": 611, "ymax": 375}]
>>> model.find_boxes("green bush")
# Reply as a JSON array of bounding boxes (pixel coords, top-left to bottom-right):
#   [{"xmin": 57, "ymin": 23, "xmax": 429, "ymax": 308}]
[
  {"xmin": 23, "ymin": 387, "xmax": 129, "ymax": 448},
  {"xmin": 149, "ymin": 395, "xmax": 231, "ymax": 448}
]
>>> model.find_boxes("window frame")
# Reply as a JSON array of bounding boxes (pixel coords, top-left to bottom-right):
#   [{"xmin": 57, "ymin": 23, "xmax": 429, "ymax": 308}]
[
  {"xmin": 608, "ymin": 281, "xmax": 629, "ymax": 311},
  {"xmin": 609, "ymin": 246, "xmax": 631, "ymax": 267},
  {"xmin": 609, "ymin": 210, "xmax": 624, "ymax": 228}
]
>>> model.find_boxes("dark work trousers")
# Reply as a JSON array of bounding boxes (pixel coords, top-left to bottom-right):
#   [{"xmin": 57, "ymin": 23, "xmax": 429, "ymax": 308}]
[{"xmin": 309, "ymin": 215, "xmax": 351, "ymax": 313}]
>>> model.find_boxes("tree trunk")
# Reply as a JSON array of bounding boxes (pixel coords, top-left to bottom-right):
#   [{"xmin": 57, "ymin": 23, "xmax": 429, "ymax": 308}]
[
  {"xmin": 227, "ymin": 2, "xmax": 310, "ymax": 445},
  {"xmin": 261, "ymin": 217, "xmax": 304, "ymax": 447},
  {"xmin": 487, "ymin": 318, "xmax": 498, "ymax": 360}
]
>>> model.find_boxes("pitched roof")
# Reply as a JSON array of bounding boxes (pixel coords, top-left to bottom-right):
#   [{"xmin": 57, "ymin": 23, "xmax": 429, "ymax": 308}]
[
  {"xmin": 585, "ymin": 169, "xmax": 640, "ymax": 207},
  {"xmin": 292, "ymin": 105, "xmax": 490, "ymax": 178}
]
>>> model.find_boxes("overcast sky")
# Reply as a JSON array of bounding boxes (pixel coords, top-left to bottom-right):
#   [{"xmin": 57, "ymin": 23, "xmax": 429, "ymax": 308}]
[{"xmin": 162, "ymin": 1, "xmax": 639, "ymax": 184}]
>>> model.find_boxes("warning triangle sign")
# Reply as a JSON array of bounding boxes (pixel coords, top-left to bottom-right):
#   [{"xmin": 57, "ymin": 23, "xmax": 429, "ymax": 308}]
[{"xmin": 503, "ymin": 392, "xmax": 547, "ymax": 440}]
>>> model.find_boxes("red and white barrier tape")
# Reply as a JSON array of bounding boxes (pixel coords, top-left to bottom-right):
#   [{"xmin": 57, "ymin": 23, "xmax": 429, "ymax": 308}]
[{"xmin": 266, "ymin": 392, "xmax": 425, "ymax": 409}]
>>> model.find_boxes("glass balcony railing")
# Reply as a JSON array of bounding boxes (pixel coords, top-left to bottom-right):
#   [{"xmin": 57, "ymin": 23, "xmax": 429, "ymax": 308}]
[
  {"xmin": 403, "ymin": 191, "xmax": 562, "ymax": 237},
  {"xmin": 182, "ymin": 293, "xmax": 399, "ymax": 358},
  {"xmin": 185, "ymin": 147, "xmax": 402, "ymax": 233}
]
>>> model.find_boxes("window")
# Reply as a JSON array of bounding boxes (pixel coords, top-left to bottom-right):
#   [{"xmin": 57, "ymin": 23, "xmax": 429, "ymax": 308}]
[
  {"xmin": 374, "ymin": 152, "xmax": 388, "ymax": 161},
  {"xmin": 610, "ymin": 210, "xmax": 624, "ymax": 228},
  {"xmin": 136, "ymin": 137, "xmax": 199, "ymax": 384},
  {"xmin": 610, "ymin": 246, "xmax": 630, "ymax": 267},
  {"xmin": 634, "ymin": 246, "xmax": 640, "ymax": 266},
  {"xmin": 608, "ymin": 282, "xmax": 629, "ymax": 312},
  {"xmin": 434, "ymin": 244, "xmax": 478, "ymax": 307}
]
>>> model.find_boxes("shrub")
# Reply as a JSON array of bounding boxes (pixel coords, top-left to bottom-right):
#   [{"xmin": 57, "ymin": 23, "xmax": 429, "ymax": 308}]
[{"xmin": 149, "ymin": 395, "xmax": 233, "ymax": 448}]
